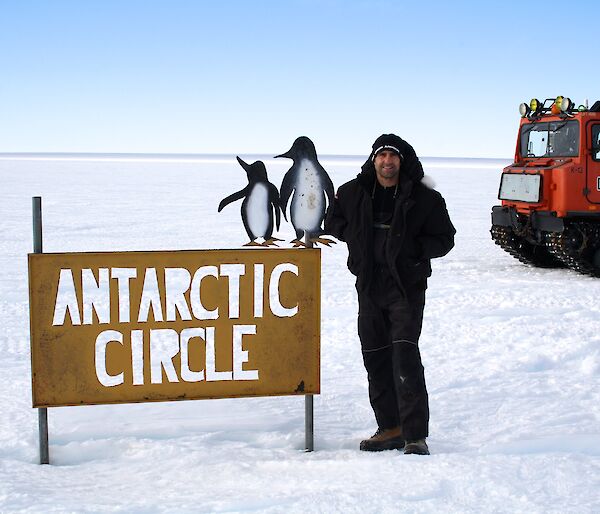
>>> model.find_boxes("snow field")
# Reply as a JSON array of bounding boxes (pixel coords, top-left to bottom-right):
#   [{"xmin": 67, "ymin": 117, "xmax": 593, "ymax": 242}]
[{"xmin": 0, "ymin": 155, "xmax": 599, "ymax": 513}]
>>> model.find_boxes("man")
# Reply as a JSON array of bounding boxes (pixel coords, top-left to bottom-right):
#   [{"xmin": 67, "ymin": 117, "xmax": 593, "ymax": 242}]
[{"xmin": 325, "ymin": 134, "xmax": 455, "ymax": 455}]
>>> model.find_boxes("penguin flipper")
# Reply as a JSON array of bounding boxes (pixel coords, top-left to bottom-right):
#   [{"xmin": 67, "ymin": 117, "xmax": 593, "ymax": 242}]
[
  {"xmin": 241, "ymin": 203, "xmax": 256, "ymax": 242},
  {"xmin": 323, "ymin": 169, "xmax": 336, "ymax": 225},
  {"xmin": 218, "ymin": 188, "xmax": 247, "ymax": 212},
  {"xmin": 279, "ymin": 172, "xmax": 294, "ymax": 222},
  {"xmin": 268, "ymin": 182, "xmax": 282, "ymax": 231},
  {"xmin": 324, "ymin": 173, "xmax": 335, "ymax": 210}
]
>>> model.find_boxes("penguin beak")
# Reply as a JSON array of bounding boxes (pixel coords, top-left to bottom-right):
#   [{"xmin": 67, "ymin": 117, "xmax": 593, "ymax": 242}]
[
  {"xmin": 236, "ymin": 156, "xmax": 254, "ymax": 180},
  {"xmin": 236, "ymin": 156, "xmax": 252, "ymax": 172},
  {"xmin": 274, "ymin": 149, "xmax": 292, "ymax": 159}
]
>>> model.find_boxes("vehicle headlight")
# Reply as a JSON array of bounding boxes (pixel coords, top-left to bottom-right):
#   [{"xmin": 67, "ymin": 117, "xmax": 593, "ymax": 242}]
[
  {"xmin": 530, "ymin": 98, "xmax": 542, "ymax": 115},
  {"xmin": 559, "ymin": 96, "xmax": 573, "ymax": 112}
]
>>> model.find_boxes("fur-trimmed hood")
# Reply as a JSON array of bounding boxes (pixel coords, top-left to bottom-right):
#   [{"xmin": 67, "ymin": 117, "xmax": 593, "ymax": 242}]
[{"xmin": 356, "ymin": 135, "xmax": 429, "ymax": 194}]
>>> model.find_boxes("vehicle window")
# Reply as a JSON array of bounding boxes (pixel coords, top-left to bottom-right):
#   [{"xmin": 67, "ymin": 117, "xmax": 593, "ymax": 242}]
[
  {"xmin": 520, "ymin": 120, "xmax": 579, "ymax": 158},
  {"xmin": 593, "ymin": 125, "xmax": 600, "ymax": 161}
]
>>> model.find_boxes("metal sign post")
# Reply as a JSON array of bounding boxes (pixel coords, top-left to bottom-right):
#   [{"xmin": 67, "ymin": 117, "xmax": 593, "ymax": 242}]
[
  {"xmin": 32, "ymin": 196, "xmax": 49, "ymax": 465},
  {"xmin": 304, "ymin": 234, "xmax": 314, "ymax": 452},
  {"xmin": 305, "ymin": 392, "xmax": 314, "ymax": 452}
]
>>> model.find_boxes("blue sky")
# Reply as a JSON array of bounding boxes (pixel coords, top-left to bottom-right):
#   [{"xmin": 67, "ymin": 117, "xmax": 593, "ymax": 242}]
[{"xmin": 2, "ymin": 0, "xmax": 599, "ymax": 158}]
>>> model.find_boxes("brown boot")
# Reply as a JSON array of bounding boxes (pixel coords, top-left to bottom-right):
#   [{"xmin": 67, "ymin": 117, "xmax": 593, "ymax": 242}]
[
  {"xmin": 403, "ymin": 439, "xmax": 429, "ymax": 455},
  {"xmin": 359, "ymin": 427, "xmax": 404, "ymax": 451}
]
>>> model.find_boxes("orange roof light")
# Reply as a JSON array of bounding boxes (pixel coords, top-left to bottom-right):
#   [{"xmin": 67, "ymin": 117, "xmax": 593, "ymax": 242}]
[{"xmin": 551, "ymin": 96, "xmax": 563, "ymax": 114}]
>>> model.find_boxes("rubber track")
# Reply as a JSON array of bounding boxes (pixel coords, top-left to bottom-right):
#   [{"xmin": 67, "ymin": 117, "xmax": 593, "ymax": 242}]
[
  {"xmin": 545, "ymin": 223, "xmax": 600, "ymax": 277},
  {"xmin": 490, "ymin": 225, "xmax": 548, "ymax": 267},
  {"xmin": 492, "ymin": 223, "xmax": 600, "ymax": 277}
]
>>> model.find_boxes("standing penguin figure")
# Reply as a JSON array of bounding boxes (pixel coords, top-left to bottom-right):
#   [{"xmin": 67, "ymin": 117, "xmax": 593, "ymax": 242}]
[
  {"xmin": 218, "ymin": 156, "xmax": 282, "ymax": 246},
  {"xmin": 276, "ymin": 136, "xmax": 336, "ymax": 246}
]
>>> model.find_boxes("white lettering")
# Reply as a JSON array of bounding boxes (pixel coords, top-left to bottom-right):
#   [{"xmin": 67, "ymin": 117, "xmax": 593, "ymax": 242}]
[
  {"xmin": 254, "ymin": 264, "xmax": 264, "ymax": 318},
  {"xmin": 205, "ymin": 326, "xmax": 232, "ymax": 381},
  {"xmin": 82, "ymin": 268, "xmax": 110, "ymax": 325},
  {"xmin": 131, "ymin": 329, "xmax": 144, "ymax": 385},
  {"xmin": 150, "ymin": 329, "xmax": 180, "ymax": 383},
  {"xmin": 111, "ymin": 268, "xmax": 137, "ymax": 323},
  {"xmin": 52, "ymin": 269, "xmax": 81, "ymax": 326},
  {"xmin": 269, "ymin": 263, "xmax": 299, "ymax": 317},
  {"xmin": 233, "ymin": 325, "xmax": 258, "ymax": 380},
  {"xmin": 190, "ymin": 266, "xmax": 219, "ymax": 320},
  {"xmin": 219, "ymin": 264, "xmax": 245, "ymax": 319},
  {"xmin": 180, "ymin": 328, "xmax": 205, "ymax": 382},
  {"xmin": 165, "ymin": 268, "xmax": 192, "ymax": 321},
  {"xmin": 93, "ymin": 324, "xmax": 264, "ymax": 386},
  {"xmin": 138, "ymin": 268, "xmax": 164, "ymax": 322},
  {"xmin": 95, "ymin": 330, "xmax": 124, "ymax": 387}
]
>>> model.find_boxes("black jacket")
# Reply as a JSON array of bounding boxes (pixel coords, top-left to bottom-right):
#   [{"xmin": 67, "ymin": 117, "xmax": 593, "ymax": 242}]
[{"xmin": 325, "ymin": 152, "xmax": 455, "ymax": 294}]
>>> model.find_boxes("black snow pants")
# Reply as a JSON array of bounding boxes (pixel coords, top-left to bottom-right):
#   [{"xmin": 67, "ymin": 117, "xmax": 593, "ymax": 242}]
[{"xmin": 358, "ymin": 266, "xmax": 429, "ymax": 441}]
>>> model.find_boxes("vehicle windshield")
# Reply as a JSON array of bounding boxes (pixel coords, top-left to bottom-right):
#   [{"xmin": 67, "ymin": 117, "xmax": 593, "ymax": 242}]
[{"xmin": 519, "ymin": 120, "xmax": 579, "ymax": 158}]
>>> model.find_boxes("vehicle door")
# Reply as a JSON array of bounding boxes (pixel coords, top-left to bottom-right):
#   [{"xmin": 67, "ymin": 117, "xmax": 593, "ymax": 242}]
[{"xmin": 586, "ymin": 122, "xmax": 600, "ymax": 204}]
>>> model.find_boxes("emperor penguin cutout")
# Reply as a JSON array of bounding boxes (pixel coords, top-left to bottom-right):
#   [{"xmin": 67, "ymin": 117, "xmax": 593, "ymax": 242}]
[
  {"xmin": 275, "ymin": 136, "xmax": 336, "ymax": 247},
  {"xmin": 218, "ymin": 156, "xmax": 282, "ymax": 246}
]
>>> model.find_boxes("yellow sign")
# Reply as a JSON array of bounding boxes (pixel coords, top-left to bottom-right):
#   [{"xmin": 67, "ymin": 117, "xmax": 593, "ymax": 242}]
[{"xmin": 28, "ymin": 248, "xmax": 320, "ymax": 407}]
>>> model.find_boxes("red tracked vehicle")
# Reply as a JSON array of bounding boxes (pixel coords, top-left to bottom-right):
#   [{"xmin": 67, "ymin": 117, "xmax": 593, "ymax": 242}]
[{"xmin": 491, "ymin": 96, "xmax": 600, "ymax": 276}]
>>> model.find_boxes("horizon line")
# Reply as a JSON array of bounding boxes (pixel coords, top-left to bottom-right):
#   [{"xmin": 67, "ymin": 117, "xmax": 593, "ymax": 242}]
[{"xmin": 0, "ymin": 151, "xmax": 512, "ymax": 163}]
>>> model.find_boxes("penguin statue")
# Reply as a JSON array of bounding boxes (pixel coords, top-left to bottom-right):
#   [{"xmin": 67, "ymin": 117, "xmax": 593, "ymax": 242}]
[
  {"xmin": 275, "ymin": 136, "xmax": 336, "ymax": 247},
  {"xmin": 217, "ymin": 156, "xmax": 282, "ymax": 246}
]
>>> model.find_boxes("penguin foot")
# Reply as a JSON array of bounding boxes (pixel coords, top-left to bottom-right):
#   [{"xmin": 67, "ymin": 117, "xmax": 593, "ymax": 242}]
[
  {"xmin": 243, "ymin": 240, "xmax": 263, "ymax": 247},
  {"xmin": 309, "ymin": 237, "xmax": 337, "ymax": 247},
  {"xmin": 261, "ymin": 239, "xmax": 280, "ymax": 247},
  {"xmin": 290, "ymin": 239, "xmax": 307, "ymax": 248}
]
